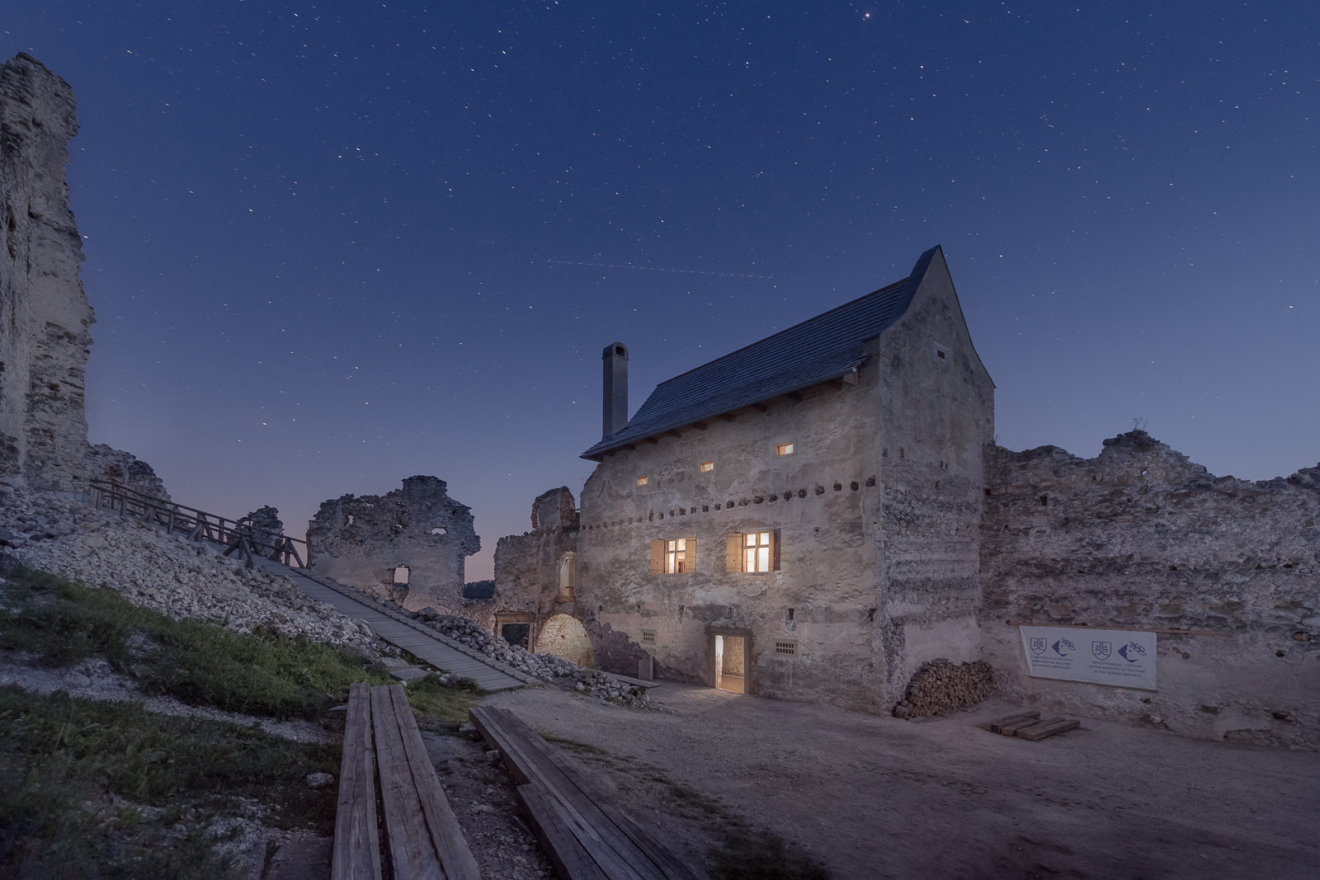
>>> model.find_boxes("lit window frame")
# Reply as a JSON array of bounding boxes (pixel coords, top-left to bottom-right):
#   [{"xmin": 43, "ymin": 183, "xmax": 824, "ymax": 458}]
[
  {"xmin": 775, "ymin": 442, "xmax": 795, "ymax": 457},
  {"xmin": 665, "ymin": 538, "xmax": 688, "ymax": 574},
  {"xmin": 743, "ymin": 531, "xmax": 772, "ymax": 573},
  {"xmin": 700, "ymin": 461, "xmax": 715, "ymax": 473}
]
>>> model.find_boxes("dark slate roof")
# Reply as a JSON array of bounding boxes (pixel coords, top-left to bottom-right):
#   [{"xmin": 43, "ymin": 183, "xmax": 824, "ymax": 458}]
[{"xmin": 581, "ymin": 246, "xmax": 938, "ymax": 460}]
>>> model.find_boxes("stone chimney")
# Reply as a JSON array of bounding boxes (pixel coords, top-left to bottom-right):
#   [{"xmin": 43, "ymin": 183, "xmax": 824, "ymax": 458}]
[{"xmin": 601, "ymin": 342, "xmax": 628, "ymax": 438}]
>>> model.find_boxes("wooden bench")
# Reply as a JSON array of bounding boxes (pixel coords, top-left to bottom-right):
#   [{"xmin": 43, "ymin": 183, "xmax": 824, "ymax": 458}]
[
  {"xmin": 333, "ymin": 682, "xmax": 481, "ymax": 880},
  {"xmin": 470, "ymin": 706, "xmax": 702, "ymax": 880}
]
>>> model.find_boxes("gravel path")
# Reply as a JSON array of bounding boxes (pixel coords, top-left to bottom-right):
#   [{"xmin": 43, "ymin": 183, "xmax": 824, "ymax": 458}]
[{"xmin": 486, "ymin": 681, "xmax": 1320, "ymax": 880}]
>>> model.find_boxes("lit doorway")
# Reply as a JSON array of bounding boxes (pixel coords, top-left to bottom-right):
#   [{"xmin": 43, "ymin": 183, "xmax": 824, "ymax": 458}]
[{"xmin": 713, "ymin": 633, "xmax": 748, "ymax": 694}]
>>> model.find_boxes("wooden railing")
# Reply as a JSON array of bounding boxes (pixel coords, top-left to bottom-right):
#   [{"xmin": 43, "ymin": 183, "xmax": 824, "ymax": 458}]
[{"xmin": 88, "ymin": 479, "xmax": 306, "ymax": 568}]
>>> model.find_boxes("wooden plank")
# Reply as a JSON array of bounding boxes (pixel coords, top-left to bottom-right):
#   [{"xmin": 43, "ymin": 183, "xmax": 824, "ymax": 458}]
[
  {"xmin": 331, "ymin": 683, "xmax": 383, "ymax": 880},
  {"xmin": 487, "ymin": 709, "xmax": 701, "ymax": 880},
  {"xmin": 371, "ymin": 685, "xmax": 443, "ymax": 880},
  {"xmin": 518, "ymin": 782, "xmax": 610, "ymax": 880},
  {"xmin": 385, "ymin": 685, "xmax": 483, "ymax": 880},
  {"xmin": 998, "ymin": 714, "xmax": 1050, "ymax": 737},
  {"xmin": 472, "ymin": 709, "xmax": 649, "ymax": 879},
  {"xmin": 1016, "ymin": 718, "xmax": 1081, "ymax": 742},
  {"xmin": 980, "ymin": 711, "xmax": 1040, "ymax": 734},
  {"xmin": 473, "ymin": 707, "xmax": 699, "ymax": 880}
]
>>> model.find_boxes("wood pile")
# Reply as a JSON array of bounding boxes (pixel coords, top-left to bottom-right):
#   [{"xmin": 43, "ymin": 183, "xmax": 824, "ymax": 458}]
[{"xmin": 892, "ymin": 658, "xmax": 994, "ymax": 719}]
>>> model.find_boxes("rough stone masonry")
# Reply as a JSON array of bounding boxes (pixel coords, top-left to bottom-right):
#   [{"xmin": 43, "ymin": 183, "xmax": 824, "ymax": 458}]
[
  {"xmin": 0, "ymin": 53, "xmax": 162, "ymax": 494},
  {"xmin": 307, "ymin": 475, "xmax": 480, "ymax": 613}
]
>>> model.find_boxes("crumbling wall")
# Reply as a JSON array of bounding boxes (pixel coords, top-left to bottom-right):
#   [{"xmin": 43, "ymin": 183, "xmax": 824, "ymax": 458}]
[
  {"xmin": 0, "ymin": 54, "xmax": 93, "ymax": 491},
  {"xmin": 0, "ymin": 55, "xmax": 165, "ymax": 498},
  {"xmin": 982, "ymin": 431, "xmax": 1320, "ymax": 748},
  {"xmin": 85, "ymin": 444, "xmax": 170, "ymax": 500},
  {"xmin": 493, "ymin": 486, "xmax": 579, "ymax": 641},
  {"xmin": 307, "ymin": 476, "xmax": 480, "ymax": 613}
]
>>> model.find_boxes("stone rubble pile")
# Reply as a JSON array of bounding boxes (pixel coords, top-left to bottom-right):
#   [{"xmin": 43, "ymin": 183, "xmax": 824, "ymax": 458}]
[
  {"xmin": 409, "ymin": 609, "xmax": 653, "ymax": 708},
  {"xmin": 0, "ymin": 485, "xmax": 378, "ymax": 651},
  {"xmin": 893, "ymin": 658, "xmax": 995, "ymax": 719}
]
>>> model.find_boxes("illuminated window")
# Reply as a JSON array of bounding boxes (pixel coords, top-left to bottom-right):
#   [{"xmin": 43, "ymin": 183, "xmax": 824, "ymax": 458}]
[
  {"xmin": 700, "ymin": 461, "xmax": 715, "ymax": 473},
  {"xmin": 744, "ymin": 531, "xmax": 772, "ymax": 572},
  {"xmin": 666, "ymin": 538, "xmax": 687, "ymax": 573},
  {"xmin": 636, "ymin": 476, "xmax": 648, "ymax": 486},
  {"xmin": 650, "ymin": 537, "xmax": 695, "ymax": 574},
  {"xmin": 776, "ymin": 443, "xmax": 795, "ymax": 456},
  {"xmin": 726, "ymin": 530, "xmax": 777, "ymax": 573}
]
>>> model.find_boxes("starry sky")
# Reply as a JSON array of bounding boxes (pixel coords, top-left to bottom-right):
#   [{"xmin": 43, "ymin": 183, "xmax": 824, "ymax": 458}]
[{"xmin": 4, "ymin": 1, "xmax": 1316, "ymax": 579}]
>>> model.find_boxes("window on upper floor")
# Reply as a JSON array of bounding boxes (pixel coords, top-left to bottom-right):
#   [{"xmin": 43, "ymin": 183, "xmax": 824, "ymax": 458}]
[
  {"xmin": 650, "ymin": 537, "xmax": 695, "ymax": 574},
  {"xmin": 636, "ymin": 476, "xmax": 649, "ymax": 486},
  {"xmin": 700, "ymin": 461, "xmax": 715, "ymax": 473},
  {"xmin": 776, "ymin": 442, "xmax": 795, "ymax": 457},
  {"xmin": 725, "ymin": 530, "xmax": 778, "ymax": 573}
]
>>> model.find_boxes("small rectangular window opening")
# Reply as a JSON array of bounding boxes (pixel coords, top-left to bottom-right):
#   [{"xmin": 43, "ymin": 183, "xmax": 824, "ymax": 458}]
[
  {"xmin": 774, "ymin": 640, "xmax": 797, "ymax": 656},
  {"xmin": 700, "ymin": 461, "xmax": 715, "ymax": 473},
  {"xmin": 636, "ymin": 476, "xmax": 648, "ymax": 486},
  {"xmin": 641, "ymin": 629, "xmax": 657, "ymax": 645},
  {"xmin": 776, "ymin": 442, "xmax": 795, "ymax": 457},
  {"xmin": 665, "ymin": 538, "xmax": 687, "ymax": 573}
]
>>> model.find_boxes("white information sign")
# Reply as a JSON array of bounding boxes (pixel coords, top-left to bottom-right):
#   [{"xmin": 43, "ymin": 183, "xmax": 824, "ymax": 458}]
[{"xmin": 1019, "ymin": 626, "xmax": 1157, "ymax": 691}]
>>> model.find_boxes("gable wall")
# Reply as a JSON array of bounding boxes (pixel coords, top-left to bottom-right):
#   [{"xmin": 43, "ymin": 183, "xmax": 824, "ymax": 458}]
[{"xmin": 873, "ymin": 251, "xmax": 996, "ymax": 702}]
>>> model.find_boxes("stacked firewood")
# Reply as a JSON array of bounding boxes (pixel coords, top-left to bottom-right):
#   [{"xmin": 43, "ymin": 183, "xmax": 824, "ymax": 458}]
[{"xmin": 892, "ymin": 658, "xmax": 994, "ymax": 719}]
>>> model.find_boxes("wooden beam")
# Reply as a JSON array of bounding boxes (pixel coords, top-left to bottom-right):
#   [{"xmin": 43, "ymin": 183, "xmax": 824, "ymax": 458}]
[{"xmin": 332, "ymin": 684, "xmax": 382, "ymax": 880}]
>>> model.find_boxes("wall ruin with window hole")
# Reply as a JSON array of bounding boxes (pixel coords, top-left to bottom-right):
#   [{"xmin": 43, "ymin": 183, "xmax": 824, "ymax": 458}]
[
  {"xmin": 492, "ymin": 486, "xmax": 580, "ymax": 648},
  {"xmin": 982, "ymin": 431, "xmax": 1320, "ymax": 749},
  {"xmin": 307, "ymin": 475, "xmax": 479, "ymax": 613}
]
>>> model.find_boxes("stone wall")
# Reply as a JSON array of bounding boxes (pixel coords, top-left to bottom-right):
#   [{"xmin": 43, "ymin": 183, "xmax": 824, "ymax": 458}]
[
  {"xmin": 0, "ymin": 54, "xmax": 94, "ymax": 491},
  {"xmin": 982, "ymin": 432, "xmax": 1320, "ymax": 748},
  {"xmin": 492, "ymin": 486, "xmax": 579, "ymax": 644},
  {"xmin": 307, "ymin": 476, "xmax": 480, "ymax": 613}
]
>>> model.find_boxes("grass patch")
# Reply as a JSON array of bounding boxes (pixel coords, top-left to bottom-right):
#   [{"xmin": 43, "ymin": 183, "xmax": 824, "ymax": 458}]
[
  {"xmin": 404, "ymin": 673, "xmax": 483, "ymax": 731},
  {"xmin": 0, "ymin": 685, "xmax": 340, "ymax": 878},
  {"xmin": 0, "ymin": 563, "xmax": 388, "ymax": 719}
]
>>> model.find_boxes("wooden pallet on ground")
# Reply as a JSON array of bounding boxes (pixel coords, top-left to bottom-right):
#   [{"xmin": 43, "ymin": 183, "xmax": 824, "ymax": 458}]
[
  {"xmin": 470, "ymin": 705, "xmax": 703, "ymax": 880},
  {"xmin": 980, "ymin": 710, "xmax": 1081, "ymax": 742}
]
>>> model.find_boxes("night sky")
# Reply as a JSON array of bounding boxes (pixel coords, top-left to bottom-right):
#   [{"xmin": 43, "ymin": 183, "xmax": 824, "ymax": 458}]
[{"xmin": 5, "ymin": 2, "xmax": 1316, "ymax": 579}]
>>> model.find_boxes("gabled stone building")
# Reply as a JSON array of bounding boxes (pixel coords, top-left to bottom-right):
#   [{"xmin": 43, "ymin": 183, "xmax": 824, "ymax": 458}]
[
  {"xmin": 499, "ymin": 244, "xmax": 1318, "ymax": 748},
  {"xmin": 568, "ymin": 246, "xmax": 994, "ymax": 709}
]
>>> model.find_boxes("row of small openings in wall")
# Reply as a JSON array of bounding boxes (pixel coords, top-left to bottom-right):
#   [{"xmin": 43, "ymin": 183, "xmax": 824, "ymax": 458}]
[
  {"xmin": 635, "ymin": 443, "xmax": 795, "ymax": 486},
  {"xmin": 585, "ymin": 479, "xmax": 878, "ymax": 529}
]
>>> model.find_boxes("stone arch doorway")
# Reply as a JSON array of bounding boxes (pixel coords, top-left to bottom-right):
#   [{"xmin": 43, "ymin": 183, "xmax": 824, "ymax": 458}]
[{"xmin": 535, "ymin": 614, "xmax": 594, "ymax": 667}]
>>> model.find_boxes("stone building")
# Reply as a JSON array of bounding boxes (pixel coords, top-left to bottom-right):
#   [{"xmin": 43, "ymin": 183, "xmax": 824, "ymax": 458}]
[
  {"xmin": 307, "ymin": 476, "xmax": 480, "ymax": 613},
  {"xmin": 495, "ymin": 245, "xmax": 1318, "ymax": 748},
  {"xmin": 501, "ymin": 246, "xmax": 995, "ymax": 709}
]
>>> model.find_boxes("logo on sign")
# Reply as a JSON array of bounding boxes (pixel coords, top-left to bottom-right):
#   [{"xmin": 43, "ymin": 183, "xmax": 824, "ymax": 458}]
[
  {"xmin": 1091, "ymin": 641, "xmax": 1112, "ymax": 661},
  {"xmin": 1030, "ymin": 637, "xmax": 1047, "ymax": 656},
  {"xmin": 1052, "ymin": 637, "xmax": 1075, "ymax": 657},
  {"xmin": 1118, "ymin": 642, "xmax": 1147, "ymax": 663}
]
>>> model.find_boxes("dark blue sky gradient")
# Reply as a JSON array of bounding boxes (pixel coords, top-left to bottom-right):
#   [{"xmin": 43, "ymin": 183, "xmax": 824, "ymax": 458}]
[{"xmin": 5, "ymin": 2, "xmax": 1316, "ymax": 578}]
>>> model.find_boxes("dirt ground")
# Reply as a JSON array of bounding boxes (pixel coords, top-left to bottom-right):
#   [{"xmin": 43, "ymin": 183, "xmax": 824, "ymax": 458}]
[{"xmin": 483, "ymin": 682, "xmax": 1320, "ymax": 880}]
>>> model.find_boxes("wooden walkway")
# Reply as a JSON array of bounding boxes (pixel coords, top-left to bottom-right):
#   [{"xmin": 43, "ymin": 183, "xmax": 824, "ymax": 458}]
[
  {"xmin": 471, "ymin": 706, "xmax": 703, "ymax": 880},
  {"xmin": 254, "ymin": 558, "xmax": 535, "ymax": 692}
]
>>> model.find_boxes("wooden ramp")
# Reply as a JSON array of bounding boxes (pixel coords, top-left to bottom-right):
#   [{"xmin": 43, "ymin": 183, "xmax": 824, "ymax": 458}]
[
  {"xmin": 254, "ymin": 559, "xmax": 535, "ymax": 692},
  {"xmin": 470, "ymin": 706, "xmax": 703, "ymax": 880},
  {"xmin": 334, "ymin": 683, "xmax": 481, "ymax": 880}
]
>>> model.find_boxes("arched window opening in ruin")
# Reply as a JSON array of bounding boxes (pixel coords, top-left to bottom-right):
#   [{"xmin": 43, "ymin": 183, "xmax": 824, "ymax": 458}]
[
  {"xmin": 431, "ymin": 526, "xmax": 447, "ymax": 536},
  {"xmin": 559, "ymin": 552, "xmax": 576, "ymax": 601},
  {"xmin": 391, "ymin": 564, "xmax": 410, "ymax": 585},
  {"xmin": 535, "ymin": 614, "xmax": 594, "ymax": 667}
]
